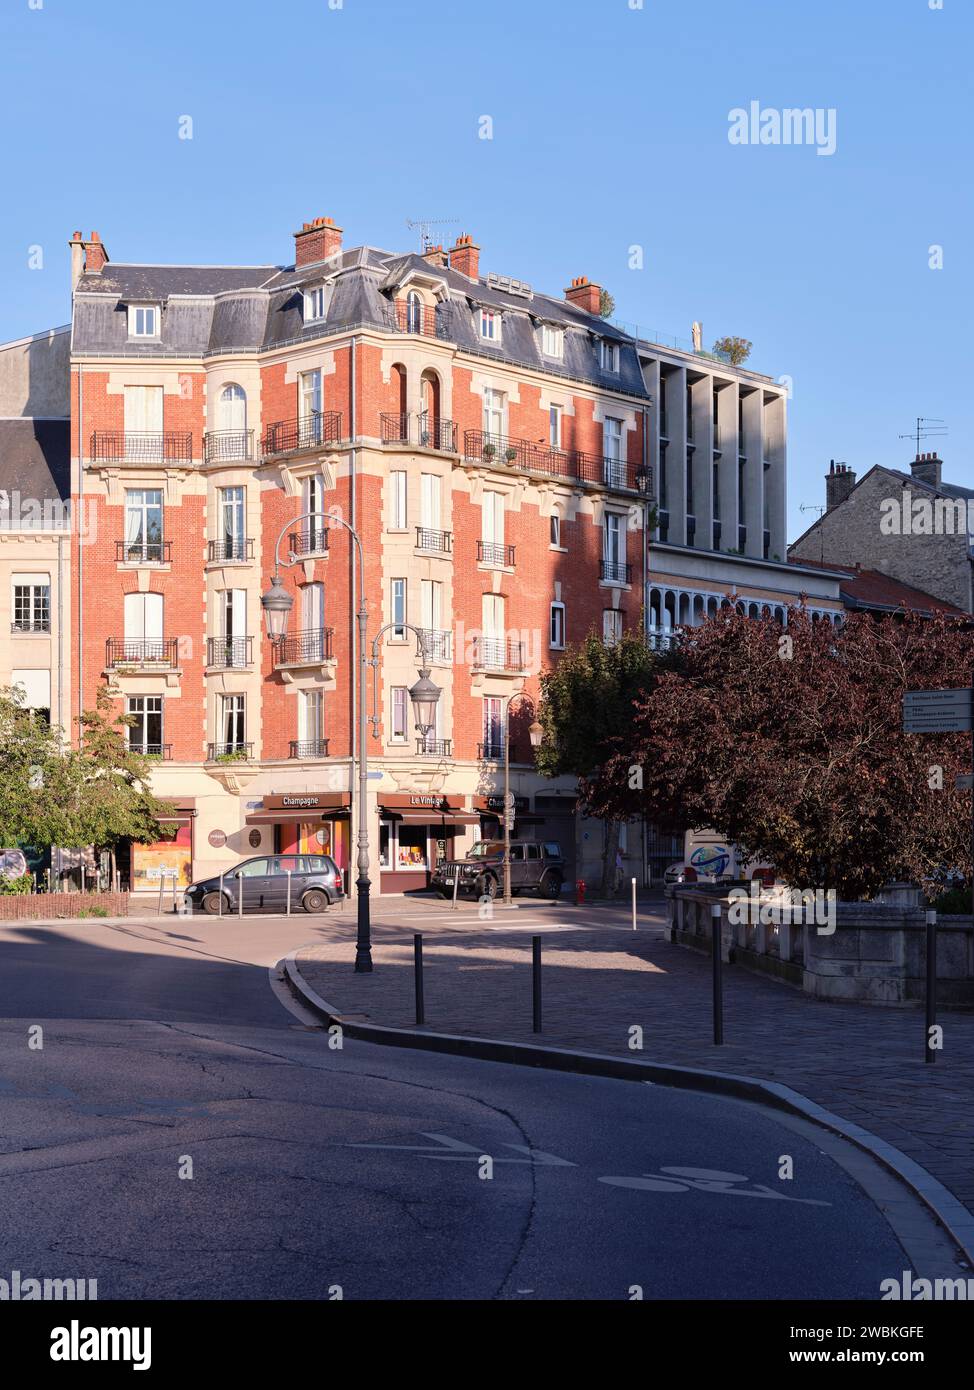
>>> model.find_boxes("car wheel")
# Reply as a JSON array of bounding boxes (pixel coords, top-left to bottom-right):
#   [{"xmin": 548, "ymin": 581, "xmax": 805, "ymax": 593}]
[
  {"xmin": 477, "ymin": 873, "xmax": 498, "ymax": 900},
  {"xmin": 302, "ymin": 889, "xmax": 328, "ymax": 914},
  {"xmin": 202, "ymin": 891, "xmax": 227, "ymax": 916},
  {"xmin": 540, "ymin": 871, "xmax": 563, "ymax": 901}
]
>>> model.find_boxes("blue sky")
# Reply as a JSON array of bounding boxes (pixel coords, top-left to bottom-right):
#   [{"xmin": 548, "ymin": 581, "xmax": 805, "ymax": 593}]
[{"xmin": 1, "ymin": 0, "xmax": 968, "ymax": 540}]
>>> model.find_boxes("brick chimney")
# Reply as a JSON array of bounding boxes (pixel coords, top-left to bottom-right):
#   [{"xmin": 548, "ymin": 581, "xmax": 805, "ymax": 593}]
[
  {"xmin": 825, "ymin": 459, "xmax": 857, "ymax": 511},
  {"xmin": 565, "ymin": 276, "xmax": 602, "ymax": 316},
  {"xmin": 448, "ymin": 233, "xmax": 480, "ymax": 281},
  {"xmin": 910, "ymin": 451, "xmax": 943, "ymax": 490},
  {"xmin": 422, "ymin": 243, "xmax": 448, "ymax": 269},
  {"xmin": 83, "ymin": 232, "xmax": 109, "ymax": 276},
  {"xmin": 293, "ymin": 216, "xmax": 343, "ymax": 269},
  {"xmin": 69, "ymin": 231, "xmax": 85, "ymax": 290}
]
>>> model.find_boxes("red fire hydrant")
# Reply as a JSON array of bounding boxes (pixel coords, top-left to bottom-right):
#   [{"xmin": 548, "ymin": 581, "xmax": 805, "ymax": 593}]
[{"xmin": 575, "ymin": 878, "xmax": 586, "ymax": 905}]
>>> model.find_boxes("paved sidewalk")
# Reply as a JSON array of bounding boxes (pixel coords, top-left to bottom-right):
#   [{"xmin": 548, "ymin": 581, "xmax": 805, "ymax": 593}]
[{"xmin": 293, "ymin": 904, "xmax": 974, "ymax": 1222}]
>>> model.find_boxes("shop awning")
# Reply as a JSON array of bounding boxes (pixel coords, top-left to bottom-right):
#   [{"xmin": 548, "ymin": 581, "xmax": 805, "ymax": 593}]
[
  {"xmin": 246, "ymin": 800, "xmax": 350, "ymax": 825},
  {"xmin": 381, "ymin": 809, "xmax": 480, "ymax": 826}
]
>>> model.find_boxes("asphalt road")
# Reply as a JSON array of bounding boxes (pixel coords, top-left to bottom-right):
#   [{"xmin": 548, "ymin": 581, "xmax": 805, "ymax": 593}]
[{"xmin": 0, "ymin": 907, "xmax": 952, "ymax": 1300}]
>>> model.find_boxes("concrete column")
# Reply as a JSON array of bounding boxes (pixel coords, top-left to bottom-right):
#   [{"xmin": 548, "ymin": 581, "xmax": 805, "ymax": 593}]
[
  {"xmin": 741, "ymin": 387, "xmax": 765, "ymax": 559},
  {"xmin": 763, "ymin": 391, "xmax": 787, "ymax": 561},
  {"xmin": 715, "ymin": 379, "xmax": 737, "ymax": 552},
  {"xmin": 663, "ymin": 366, "xmax": 687, "ymax": 545},
  {"xmin": 689, "ymin": 373, "xmax": 713, "ymax": 549}
]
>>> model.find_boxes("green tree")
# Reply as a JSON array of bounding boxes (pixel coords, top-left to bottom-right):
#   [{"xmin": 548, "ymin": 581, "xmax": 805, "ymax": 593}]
[
  {"xmin": 536, "ymin": 630, "xmax": 668, "ymax": 896},
  {"xmin": 599, "ymin": 288, "xmax": 615, "ymax": 319},
  {"xmin": 713, "ymin": 335, "xmax": 752, "ymax": 365},
  {"xmin": 0, "ymin": 686, "xmax": 77, "ymax": 851}
]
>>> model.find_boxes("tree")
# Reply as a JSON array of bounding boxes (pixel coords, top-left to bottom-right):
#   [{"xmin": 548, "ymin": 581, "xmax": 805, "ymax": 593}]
[
  {"xmin": 583, "ymin": 608, "xmax": 973, "ymax": 901},
  {"xmin": 0, "ymin": 686, "xmax": 78, "ymax": 851},
  {"xmin": 599, "ymin": 288, "xmax": 615, "ymax": 319},
  {"xmin": 713, "ymin": 335, "xmax": 752, "ymax": 366},
  {"xmin": 536, "ymin": 630, "xmax": 668, "ymax": 896},
  {"xmin": 64, "ymin": 688, "xmax": 176, "ymax": 883}
]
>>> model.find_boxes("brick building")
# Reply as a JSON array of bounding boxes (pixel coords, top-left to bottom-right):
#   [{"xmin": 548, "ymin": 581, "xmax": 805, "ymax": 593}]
[
  {"xmin": 789, "ymin": 455, "xmax": 974, "ymax": 614},
  {"xmin": 64, "ymin": 216, "xmax": 807, "ymax": 892}
]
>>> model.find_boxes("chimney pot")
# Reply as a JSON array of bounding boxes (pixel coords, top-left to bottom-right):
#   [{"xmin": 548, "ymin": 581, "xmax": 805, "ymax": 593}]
[
  {"xmin": 911, "ymin": 451, "xmax": 943, "ymax": 490},
  {"xmin": 565, "ymin": 275, "xmax": 602, "ymax": 315},
  {"xmin": 825, "ymin": 461, "xmax": 857, "ymax": 511},
  {"xmin": 448, "ymin": 233, "xmax": 480, "ymax": 281},
  {"xmin": 82, "ymin": 231, "xmax": 109, "ymax": 276},
  {"xmin": 294, "ymin": 215, "xmax": 343, "ymax": 269}
]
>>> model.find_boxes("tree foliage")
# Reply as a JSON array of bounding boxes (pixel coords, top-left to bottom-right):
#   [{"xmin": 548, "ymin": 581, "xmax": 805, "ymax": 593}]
[
  {"xmin": 713, "ymin": 335, "xmax": 752, "ymax": 365},
  {"xmin": 582, "ymin": 609, "xmax": 973, "ymax": 901},
  {"xmin": 599, "ymin": 288, "xmax": 615, "ymax": 319}
]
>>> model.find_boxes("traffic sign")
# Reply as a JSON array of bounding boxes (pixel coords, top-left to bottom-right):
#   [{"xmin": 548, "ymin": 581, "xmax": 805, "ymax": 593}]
[
  {"xmin": 956, "ymin": 775, "xmax": 974, "ymax": 791},
  {"xmin": 903, "ymin": 688, "xmax": 973, "ymax": 734}
]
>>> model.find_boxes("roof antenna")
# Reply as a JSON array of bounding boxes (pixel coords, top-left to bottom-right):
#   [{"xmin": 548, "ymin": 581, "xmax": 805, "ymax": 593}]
[
  {"xmin": 898, "ymin": 416, "xmax": 947, "ymax": 457},
  {"xmin": 799, "ymin": 502, "xmax": 827, "ymax": 566},
  {"xmin": 405, "ymin": 216, "xmax": 459, "ymax": 253}
]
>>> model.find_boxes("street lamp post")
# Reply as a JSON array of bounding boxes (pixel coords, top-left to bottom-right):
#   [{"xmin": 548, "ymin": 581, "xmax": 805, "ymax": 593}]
[
  {"xmin": 501, "ymin": 693, "xmax": 544, "ymax": 906},
  {"xmin": 262, "ymin": 514, "xmax": 441, "ymax": 972}
]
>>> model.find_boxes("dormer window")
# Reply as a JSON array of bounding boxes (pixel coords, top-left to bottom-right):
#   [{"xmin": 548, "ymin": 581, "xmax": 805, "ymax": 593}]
[
  {"xmin": 303, "ymin": 285, "xmax": 327, "ymax": 323},
  {"xmin": 599, "ymin": 339, "xmax": 620, "ymax": 372},
  {"xmin": 479, "ymin": 308, "xmax": 500, "ymax": 342},
  {"xmin": 128, "ymin": 304, "xmax": 159, "ymax": 338},
  {"xmin": 541, "ymin": 324, "xmax": 564, "ymax": 359}
]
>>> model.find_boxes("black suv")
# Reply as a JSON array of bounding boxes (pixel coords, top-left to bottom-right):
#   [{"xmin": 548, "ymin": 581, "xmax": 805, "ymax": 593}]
[
  {"xmin": 184, "ymin": 854, "xmax": 344, "ymax": 915},
  {"xmin": 431, "ymin": 841, "xmax": 565, "ymax": 900}
]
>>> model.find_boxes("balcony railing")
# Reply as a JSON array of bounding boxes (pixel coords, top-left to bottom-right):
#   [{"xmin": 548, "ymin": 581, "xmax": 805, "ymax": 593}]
[
  {"xmin": 477, "ymin": 540, "xmax": 515, "ymax": 568},
  {"xmin": 288, "ymin": 524, "xmax": 330, "ymax": 559},
  {"xmin": 416, "ymin": 627, "xmax": 452, "ymax": 664},
  {"xmin": 601, "ymin": 559, "xmax": 633, "ymax": 585},
  {"xmin": 471, "ymin": 637, "xmax": 525, "ymax": 672},
  {"xmin": 394, "ymin": 300, "xmax": 438, "ymax": 336},
  {"xmin": 417, "ymin": 738, "xmax": 452, "ymax": 757},
  {"xmin": 10, "ymin": 618, "xmax": 50, "ymax": 634},
  {"xmin": 289, "ymin": 739, "xmax": 330, "ymax": 760},
  {"xmin": 416, "ymin": 526, "xmax": 452, "ymax": 554},
  {"xmin": 129, "ymin": 743, "xmax": 172, "ymax": 760},
  {"xmin": 261, "ymin": 410, "xmax": 343, "ymax": 458},
  {"xmin": 477, "ymin": 740, "xmax": 505, "ymax": 761},
  {"xmin": 115, "ymin": 540, "xmax": 171, "ymax": 564},
  {"xmin": 380, "ymin": 411, "xmax": 457, "ymax": 452},
  {"xmin": 105, "ymin": 638, "xmax": 179, "ymax": 670},
  {"xmin": 275, "ymin": 627, "xmax": 335, "ymax": 667},
  {"xmin": 206, "ymin": 636, "xmax": 253, "ymax": 669},
  {"xmin": 90, "ymin": 432, "xmax": 193, "ymax": 465},
  {"xmin": 208, "ymin": 537, "xmax": 253, "ymax": 563},
  {"xmin": 203, "ymin": 429, "xmax": 254, "ymax": 463},
  {"xmin": 464, "ymin": 430, "xmax": 651, "ymax": 495},
  {"xmin": 207, "ymin": 742, "xmax": 253, "ymax": 762}
]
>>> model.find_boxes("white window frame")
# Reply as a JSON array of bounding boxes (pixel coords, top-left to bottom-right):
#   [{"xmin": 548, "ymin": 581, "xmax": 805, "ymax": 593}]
[
  {"xmin": 389, "ymin": 470, "xmax": 408, "ymax": 530},
  {"xmin": 127, "ymin": 304, "xmax": 160, "ymax": 338},
  {"xmin": 603, "ymin": 609, "xmax": 623, "ymax": 647},
  {"xmin": 479, "ymin": 308, "xmax": 500, "ymax": 342},
  {"xmin": 549, "ymin": 601, "xmax": 566, "ymax": 650},
  {"xmin": 549, "ymin": 403, "xmax": 563, "ymax": 449},
  {"xmin": 303, "ymin": 285, "xmax": 327, "ymax": 323},
  {"xmin": 542, "ymin": 324, "xmax": 564, "ymax": 358},
  {"xmin": 599, "ymin": 339, "xmax": 620, "ymax": 372},
  {"xmin": 549, "ymin": 512, "xmax": 562, "ymax": 549},
  {"xmin": 11, "ymin": 574, "xmax": 51, "ymax": 633},
  {"xmin": 299, "ymin": 369, "xmax": 322, "ymax": 420},
  {"xmin": 391, "ymin": 578, "xmax": 407, "ymax": 641},
  {"xmin": 390, "ymin": 686, "xmax": 408, "ymax": 743},
  {"xmin": 299, "ymin": 688, "xmax": 324, "ymax": 744},
  {"xmin": 126, "ymin": 695, "xmax": 163, "ymax": 754}
]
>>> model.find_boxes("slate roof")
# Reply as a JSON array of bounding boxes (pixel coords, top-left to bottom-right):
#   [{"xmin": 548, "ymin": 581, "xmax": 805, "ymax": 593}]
[
  {"xmin": 71, "ymin": 243, "xmax": 652, "ymax": 397},
  {"xmin": 788, "ymin": 559, "xmax": 968, "ymax": 618},
  {"xmin": 0, "ymin": 418, "xmax": 70, "ymax": 507},
  {"xmin": 788, "ymin": 462, "xmax": 974, "ymax": 555}
]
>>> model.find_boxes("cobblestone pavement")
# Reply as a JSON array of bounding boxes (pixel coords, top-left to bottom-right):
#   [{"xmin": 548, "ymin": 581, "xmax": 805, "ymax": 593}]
[{"xmin": 294, "ymin": 896, "xmax": 974, "ymax": 1220}]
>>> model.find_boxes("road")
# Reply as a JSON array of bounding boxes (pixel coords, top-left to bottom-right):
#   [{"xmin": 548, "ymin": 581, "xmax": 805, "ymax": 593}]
[{"xmin": 0, "ymin": 903, "xmax": 958, "ymax": 1300}]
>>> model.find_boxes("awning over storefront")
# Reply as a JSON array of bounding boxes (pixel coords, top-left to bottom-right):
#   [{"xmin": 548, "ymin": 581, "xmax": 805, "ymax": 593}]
[
  {"xmin": 158, "ymin": 799, "xmax": 196, "ymax": 824},
  {"xmin": 246, "ymin": 794, "xmax": 351, "ymax": 825},
  {"xmin": 379, "ymin": 794, "xmax": 479, "ymax": 828}
]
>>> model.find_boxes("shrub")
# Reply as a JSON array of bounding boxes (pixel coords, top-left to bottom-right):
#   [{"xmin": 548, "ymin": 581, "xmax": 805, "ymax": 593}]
[{"xmin": 0, "ymin": 873, "xmax": 33, "ymax": 896}]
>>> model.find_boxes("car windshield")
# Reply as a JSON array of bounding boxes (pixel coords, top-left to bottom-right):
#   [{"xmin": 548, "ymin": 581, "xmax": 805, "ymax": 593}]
[{"xmin": 466, "ymin": 841, "xmax": 504, "ymax": 859}]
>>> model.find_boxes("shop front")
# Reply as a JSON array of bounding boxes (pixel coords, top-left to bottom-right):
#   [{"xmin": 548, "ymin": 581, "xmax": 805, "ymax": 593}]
[
  {"xmin": 128, "ymin": 801, "xmax": 196, "ymax": 893},
  {"xmin": 245, "ymin": 793, "xmax": 351, "ymax": 893},
  {"xmin": 378, "ymin": 794, "xmax": 479, "ymax": 894},
  {"xmin": 473, "ymin": 794, "xmax": 533, "ymax": 843}
]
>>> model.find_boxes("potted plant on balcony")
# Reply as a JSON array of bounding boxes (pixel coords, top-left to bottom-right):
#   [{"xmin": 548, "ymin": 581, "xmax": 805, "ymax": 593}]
[
  {"xmin": 216, "ymin": 748, "xmax": 250, "ymax": 764},
  {"xmin": 504, "ymin": 446, "xmax": 518, "ymax": 465},
  {"xmin": 482, "ymin": 442, "xmax": 496, "ymax": 463}
]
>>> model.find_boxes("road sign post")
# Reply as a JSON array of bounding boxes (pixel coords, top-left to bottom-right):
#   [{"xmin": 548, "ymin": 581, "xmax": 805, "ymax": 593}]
[{"xmin": 903, "ymin": 689, "xmax": 974, "ymax": 920}]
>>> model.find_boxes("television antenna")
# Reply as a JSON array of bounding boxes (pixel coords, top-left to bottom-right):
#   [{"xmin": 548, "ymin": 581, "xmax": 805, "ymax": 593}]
[
  {"xmin": 405, "ymin": 216, "xmax": 459, "ymax": 253},
  {"xmin": 899, "ymin": 416, "xmax": 947, "ymax": 456},
  {"xmin": 799, "ymin": 502, "xmax": 827, "ymax": 565}
]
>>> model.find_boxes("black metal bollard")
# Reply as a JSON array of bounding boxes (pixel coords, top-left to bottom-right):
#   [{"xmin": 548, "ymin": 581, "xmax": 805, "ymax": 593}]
[
  {"xmin": 414, "ymin": 934, "xmax": 425, "ymax": 1026},
  {"xmin": 711, "ymin": 902, "xmax": 724, "ymax": 1045},
  {"xmin": 925, "ymin": 910, "xmax": 937, "ymax": 1065},
  {"xmin": 532, "ymin": 936, "xmax": 542, "ymax": 1033}
]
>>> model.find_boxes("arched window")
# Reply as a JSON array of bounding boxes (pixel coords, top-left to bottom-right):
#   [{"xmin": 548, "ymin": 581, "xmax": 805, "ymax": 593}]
[{"xmin": 219, "ymin": 384, "xmax": 247, "ymax": 432}]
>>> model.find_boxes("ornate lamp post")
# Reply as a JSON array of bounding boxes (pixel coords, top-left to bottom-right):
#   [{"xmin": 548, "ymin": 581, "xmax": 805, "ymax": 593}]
[{"xmin": 502, "ymin": 692, "xmax": 544, "ymax": 905}]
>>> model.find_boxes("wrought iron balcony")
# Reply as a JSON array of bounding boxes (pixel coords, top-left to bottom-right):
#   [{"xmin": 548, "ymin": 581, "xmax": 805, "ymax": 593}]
[
  {"xmin": 261, "ymin": 410, "xmax": 343, "ymax": 458},
  {"xmin": 464, "ymin": 430, "xmax": 651, "ymax": 496},
  {"xmin": 380, "ymin": 411, "xmax": 457, "ymax": 452},
  {"xmin": 601, "ymin": 559, "xmax": 632, "ymax": 585},
  {"xmin": 477, "ymin": 740, "xmax": 505, "ymax": 761},
  {"xmin": 416, "ymin": 627, "xmax": 452, "ymax": 664},
  {"xmin": 477, "ymin": 539, "xmax": 515, "ymax": 568},
  {"xmin": 105, "ymin": 638, "xmax": 179, "ymax": 670},
  {"xmin": 207, "ymin": 742, "xmax": 253, "ymax": 762},
  {"xmin": 275, "ymin": 627, "xmax": 335, "ymax": 667},
  {"xmin": 471, "ymin": 637, "xmax": 525, "ymax": 673},
  {"xmin": 288, "ymin": 524, "xmax": 330, "ymax": 559},
  {"xmin": 115, "ymin": 539, "xmax": 171, "ymax": 564},
  {"xmin": 206, "ymin": 636, "xmax": 254, "ymax": 669},
  {"xmin": 289, "ymin": 739, "xmax": 330, "ymax": 759},
  {"xmin": 203, "ymin": 429, "xmax": 254, "ymax": 463},
  {"xmin": 10, "ymin": 617, "xmax": 50, "ymax": 634},
  {"xmin": 394, "ymin": 300, "xmax": 438, "ymax": 336},
  {"xmin": 129, "ymin": 742, "xmax": 172, "ymax": 760},
  {"xmin": 90, "ymin": 431, "xmax": 193, "ymax": 465},
  {"xmin": 416, "ymin": 526, "xmax": 452, "ymax": 554},
  {"xmin": 207, "ymin": 537, "xmax": 253, "ymax": 563},
  {"xmin": 416, "ymin": 738, "xmax": 452, "ymax": 757}
]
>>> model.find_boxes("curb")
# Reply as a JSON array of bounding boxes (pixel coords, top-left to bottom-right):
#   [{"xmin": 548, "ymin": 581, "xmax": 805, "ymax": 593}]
[{"xmin": 283, "ymin": 949, "xmax": 974, "ymax": 1266}]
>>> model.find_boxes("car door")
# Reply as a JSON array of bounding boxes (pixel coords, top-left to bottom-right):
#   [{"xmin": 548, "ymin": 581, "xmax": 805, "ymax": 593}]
[
  {"xmin": 234, "ymin": 857, "xmax": 274, "ymax": 913},
  {"xmin": 508, "ymin": 843, "xmax": 526, "ymax": 889},
  {"xmin": 267, "ymin": 856, "xmax": 300, "ymax": 912},
  {"xmin": 524, "ymin": 842, "xmax": 542, "ymax": 889}
]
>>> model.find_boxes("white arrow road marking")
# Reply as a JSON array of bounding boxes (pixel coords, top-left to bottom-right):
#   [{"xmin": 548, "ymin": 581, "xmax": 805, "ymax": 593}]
[
  {"xmin": 598, "ymin": 1167, "xmax": 831, "ymax": 1205},
  {"xmin": 348, "ymin": 1131, "xmax": 576, "ymax": 1165}
]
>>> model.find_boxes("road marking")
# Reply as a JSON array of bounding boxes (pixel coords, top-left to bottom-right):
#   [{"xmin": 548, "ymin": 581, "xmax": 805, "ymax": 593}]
[
  {"xmin": 348, "ymin": 1131, "xmax": 575, "ymax": 1166},
  {"xmin": 598, "ymin": 1166, "xmax": 831, "ymax": 1205}
]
